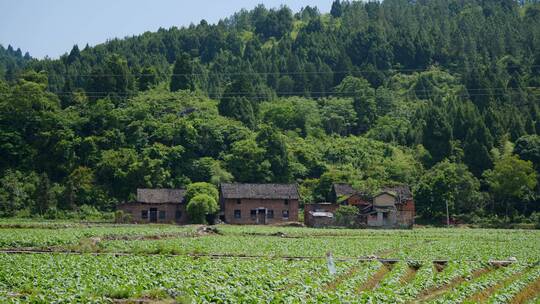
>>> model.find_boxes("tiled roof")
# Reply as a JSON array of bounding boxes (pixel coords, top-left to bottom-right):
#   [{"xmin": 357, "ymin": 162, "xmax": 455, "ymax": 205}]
[
  {"xmin": 382, "ymin": 185, "xmax": 413, "ymax": 201},
  {"xmin": 220, "ymin": 183, "xmax": 299, "ymax": 200},
  {"xmin": 332, "ymin": 183, "xmax": 357, "ymax": 197},
  {"xmin": 136, "ymin": 188, "xmax": 186, "ymax": 204}
]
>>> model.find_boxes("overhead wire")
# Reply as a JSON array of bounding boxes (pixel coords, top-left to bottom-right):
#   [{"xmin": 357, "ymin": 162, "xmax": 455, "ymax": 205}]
[{"xmin": 44, "ymin": 64, "xmax": 540, "ymax": 77}]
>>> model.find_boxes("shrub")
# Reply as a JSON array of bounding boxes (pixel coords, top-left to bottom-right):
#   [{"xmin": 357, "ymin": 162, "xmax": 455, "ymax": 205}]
[
  {"xmin": 78, "ymin": 204, "xmax": 102, "ymax": 220},
  {"xmin": 334, "ymin": 205, "xmax": 360, "ymax": 228},
  {"xmin": 186, "ymin": 194, "xmax": 218, "ymax": 224}
]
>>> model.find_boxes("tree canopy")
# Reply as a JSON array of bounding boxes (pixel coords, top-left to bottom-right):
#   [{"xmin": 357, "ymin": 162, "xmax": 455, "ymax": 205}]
[{"xmin": 2, "ymin": 0, "xmax": 540, "ymax": 222}]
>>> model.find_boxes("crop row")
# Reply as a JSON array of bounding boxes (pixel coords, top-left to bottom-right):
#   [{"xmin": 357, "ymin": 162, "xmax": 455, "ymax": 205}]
[{"xmin": 2, "ymin": 252, "xmax": 538, "ymax": 303}]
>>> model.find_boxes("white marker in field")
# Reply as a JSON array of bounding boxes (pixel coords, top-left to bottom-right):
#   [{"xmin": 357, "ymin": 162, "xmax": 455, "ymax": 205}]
[{"xmin": 326, "ymin": 252, "xmax": 336, "ymax": 275}]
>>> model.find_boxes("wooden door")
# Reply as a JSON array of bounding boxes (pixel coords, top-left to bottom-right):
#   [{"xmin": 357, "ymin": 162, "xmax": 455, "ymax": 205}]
[
  {"xmin": 257, "ymin": 209, "xmax": 266, "ymax": 225},
  {"xmin": 149, "ymin": 208, "xmax": 158, "ymax": 223}
]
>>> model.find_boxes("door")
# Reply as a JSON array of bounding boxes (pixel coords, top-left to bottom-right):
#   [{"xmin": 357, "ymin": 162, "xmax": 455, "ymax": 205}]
[
  {"xmin": 257, "ymin": 209, "xmax": 266, "ymax": 225},
  {"xmin": 149, "ymin": 208, "xmax": 158, "ymax": 223}
]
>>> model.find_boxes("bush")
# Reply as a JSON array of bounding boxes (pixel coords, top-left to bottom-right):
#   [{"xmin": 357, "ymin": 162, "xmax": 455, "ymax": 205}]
[
  {"xmin": 186, "ymin": 194, "xmax": 218, "ymax": 224},
  {"xmin": 78, "ymin": 204, "xmax": 101, "ymax": 220},
  {"xmin": 334, "ymin": 205, "xmax": 360, "ymax": 228}
]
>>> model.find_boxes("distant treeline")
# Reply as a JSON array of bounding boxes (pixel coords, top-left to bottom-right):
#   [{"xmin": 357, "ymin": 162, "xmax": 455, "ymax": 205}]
[{"xmin": 1, "ymin": 0, "xmax": 540, "ymax": 226}]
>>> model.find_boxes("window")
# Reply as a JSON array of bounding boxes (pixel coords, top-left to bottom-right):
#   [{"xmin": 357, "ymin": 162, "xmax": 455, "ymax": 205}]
[
  {"xmin": 267, "ymin": 210, "xmax": 274, "ymax": 219},
  {"xmin": 236, "ymin": 199, "xmax": 241, "ymax": 204},
  {"xmin": 250, "ymin": 210, "xmax": 257, "ymax": 219},
  {"xmin": 175, "ymin": 210, "xmax": 182, "ymax": 219},
  {"xmin": 234, "ymin": 210, "xmax": 241, "ymax": 219},
  {"xmin": 141, "ymin": 210, "xmax": 148, "ymax": 219},
  {"xmin": 282, "ymin": 210, "xmax": 289, "ymax": 219},
  {"xmin": 159, "ymin": 210, "xmax": 166, "ymax": 220},
  {"xmin": 284, "ymin": 199, "xmax": 289, "ymax": 205}
]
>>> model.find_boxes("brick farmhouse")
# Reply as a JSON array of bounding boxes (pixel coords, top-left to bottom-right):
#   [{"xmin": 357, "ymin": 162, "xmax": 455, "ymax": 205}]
[
  {"xmin": 117, "ymin": 188, "xmax": 188, "ymax": 224},
  {"xmin": 219, "ymin": 183, "xmax": 299, "ymax": 224}
]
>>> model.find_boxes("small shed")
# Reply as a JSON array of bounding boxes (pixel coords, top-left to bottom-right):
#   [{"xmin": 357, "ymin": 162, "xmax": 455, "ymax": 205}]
[
  {"xmin": 304, "ymin": 202, "xmax": 340, "ymax": 227},
  {"xmin": 308, "ymin": 211, "xmax": 334, "ymax": 228}
]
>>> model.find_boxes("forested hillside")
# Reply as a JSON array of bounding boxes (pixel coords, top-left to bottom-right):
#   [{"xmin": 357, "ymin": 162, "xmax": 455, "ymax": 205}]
[{"xmin": 1, "ymin": 0, "xmax": 540, "ymax": 224}]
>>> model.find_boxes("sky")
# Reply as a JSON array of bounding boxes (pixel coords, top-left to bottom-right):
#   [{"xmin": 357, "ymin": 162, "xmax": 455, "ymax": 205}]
[{"xmin": 0, "ymin": 0, "xmax": 332, "ymax": 59}]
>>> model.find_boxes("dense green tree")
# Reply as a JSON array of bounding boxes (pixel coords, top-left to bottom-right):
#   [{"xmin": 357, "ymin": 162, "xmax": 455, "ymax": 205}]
[
  {"xmin": 330, "ymin": 0, "xmax": 343, "ymax": 18},
  {"xmin": 170, "ymin": 53, "xmax": 195, "ymax": 92},
  {"xmin": 224, "ymin": 138, "xmax": 271, "ymax": 183},
  {"xmin": 89, "ymin": 54, "xmax": 134, "ymax": 99},
  {"xmin": 514, "ymin": 135, "xmax": 540, "ymax": 171},
  {"xmin": 415, "ymin": 160, "xmax": 484, "ymax": 220},
  {"xmin": 0, "ymin": 170, "xmax": 39, "ymax": 216},
  {"xmin": 138, "ymin": 67, "xmax": 158, "ymax": 91},
  {"xmin": 483, "ymin": 154, "xmax": 537, "ymax": 216},
  {"xmin": 256, "ymin": 125, "xmax": 291, "ymax": 183},
  {"xmin": 422, "ymin": 107, "xmax": 453, "ymax": 165}
]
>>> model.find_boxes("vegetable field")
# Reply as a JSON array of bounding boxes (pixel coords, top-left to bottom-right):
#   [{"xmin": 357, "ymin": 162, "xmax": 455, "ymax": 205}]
[{"xmin": 0, "ymin": 222, "xmax": 539, "ymax": 303}]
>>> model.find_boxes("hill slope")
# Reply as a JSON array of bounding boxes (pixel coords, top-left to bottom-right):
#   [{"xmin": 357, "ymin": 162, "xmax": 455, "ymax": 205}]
[{"xmin": 1, "ymin": 0, "xmax": 540, "ymax": 223}]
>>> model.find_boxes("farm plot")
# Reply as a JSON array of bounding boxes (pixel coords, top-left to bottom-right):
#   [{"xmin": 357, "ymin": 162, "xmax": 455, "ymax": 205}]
[{"xmin": 0, "ymin": 223, "xmax": 538, "ymax": 303}]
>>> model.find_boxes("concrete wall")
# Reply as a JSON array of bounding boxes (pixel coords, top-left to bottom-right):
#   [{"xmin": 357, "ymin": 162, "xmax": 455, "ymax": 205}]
[
  {"xmin": 117, "ymin": 203, "xmax": 188, "ymax": 224},
  {"xmin": 223, "ymin": 198, "xmax": 298, "ymax": 224}
]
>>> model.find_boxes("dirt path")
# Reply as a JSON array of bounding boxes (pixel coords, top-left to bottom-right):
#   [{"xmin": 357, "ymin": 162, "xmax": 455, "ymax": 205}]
[
  {"xmin": 412, "ymin": 266, "xmax": 493, "ymax": 303},
  {"xmin": 510, "ymin": 276, "xmax": 540, "ymax": 304},
  {"xmin": 400, "ymin": 266, "xmax": 419, "ymax": 285},
  {"xmin": 465, "ymin": 268, "xmax": 528, "ymax": 303},
  {"xmin": 358, "ymin": 264, "xmax": 393, "ymax": 292}
]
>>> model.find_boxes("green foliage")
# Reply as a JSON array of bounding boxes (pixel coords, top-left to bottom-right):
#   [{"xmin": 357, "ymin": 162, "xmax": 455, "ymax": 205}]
[
  {"xmin": 334, "ymin": 205, "xmax": 360, "ymax": 228},
  {"xmin": 170, "ymin": 53, "xmax": 195, "ymax": 92},
  {"xmin": 2, "ymin": 1, "xmax": 540, "ymax": 220},
  {"xmin": 186, "ymin": 194, "xmax": 218, "ymax": 224},
  {"xmin": 483, "ymin": 153, "xmax": 537, "ymax": 216},
  {"xmin": 224, "ymin": 138, "xmax": 271, "ymax": 183},
  {"xmin": 415, "ymin": 160, "xmax": 484, "ymax": 220},
  {"xmin": 185, "ymin": 182, "xmax": 219, "ymax": 205}
]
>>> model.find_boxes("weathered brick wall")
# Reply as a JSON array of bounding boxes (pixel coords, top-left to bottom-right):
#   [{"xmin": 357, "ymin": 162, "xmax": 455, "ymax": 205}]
[
  {"xmin": 396, "ymin": 210, "xmax": 415, "ymax": 228},
  {"xmin": 117, "ymin": 203, "xmax": 188, "ymax": 224},
  {"xmin": 223, "ymin": 198, "xmax": 299, "ymax": 224},
  {"xmin": 396, "ymin": 199, "xmax": 415, "ymax": 228}
]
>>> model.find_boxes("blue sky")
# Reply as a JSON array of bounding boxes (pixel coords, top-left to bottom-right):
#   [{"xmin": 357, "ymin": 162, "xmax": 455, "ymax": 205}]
[{"xmin": 0, "ymin": 0, "xmax": 332, "ymax": 59}]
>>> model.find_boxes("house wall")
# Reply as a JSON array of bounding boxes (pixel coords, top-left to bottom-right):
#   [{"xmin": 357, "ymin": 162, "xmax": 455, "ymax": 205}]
[
  {"xmin": 373, "ymin": 193, "xmax": 397, "ymax": 207},
  {"xmin": 396, "ymin": 199, "xmax": 415, "ymax": 228},
  {"xmin": 223, "ymin": 198, "xmax": 299, "ymax": 224},
  {"xmin": 367, "ymin": 209, "xmax": 397, "ymax": 227},
  {"xmin": 117, "ymin": 203, "xmax": 188, "ymax": 224},
  {"xmin": 304, "ymin": 203, "xmax": 339, "ymax": 227}
]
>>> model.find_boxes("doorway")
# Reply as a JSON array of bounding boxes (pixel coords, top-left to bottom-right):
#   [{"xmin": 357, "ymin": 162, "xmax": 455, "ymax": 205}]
[
  {"xmin": 149, "ymin": 208, "xmax": 158, "ymax": 223},
  {"xmin": 257, "ymin": 208, "xmax": 266, "ymax": 225}
]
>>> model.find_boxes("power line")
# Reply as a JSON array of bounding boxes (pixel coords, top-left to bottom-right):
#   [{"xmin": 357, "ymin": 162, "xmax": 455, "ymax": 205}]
[
  {"xmin": 28, "ymin": 65, "xmax": 540, "ymax": 77},
  {"xmin": 1, "ymin": 86, "xmax": 539, "ymax": 96}
]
